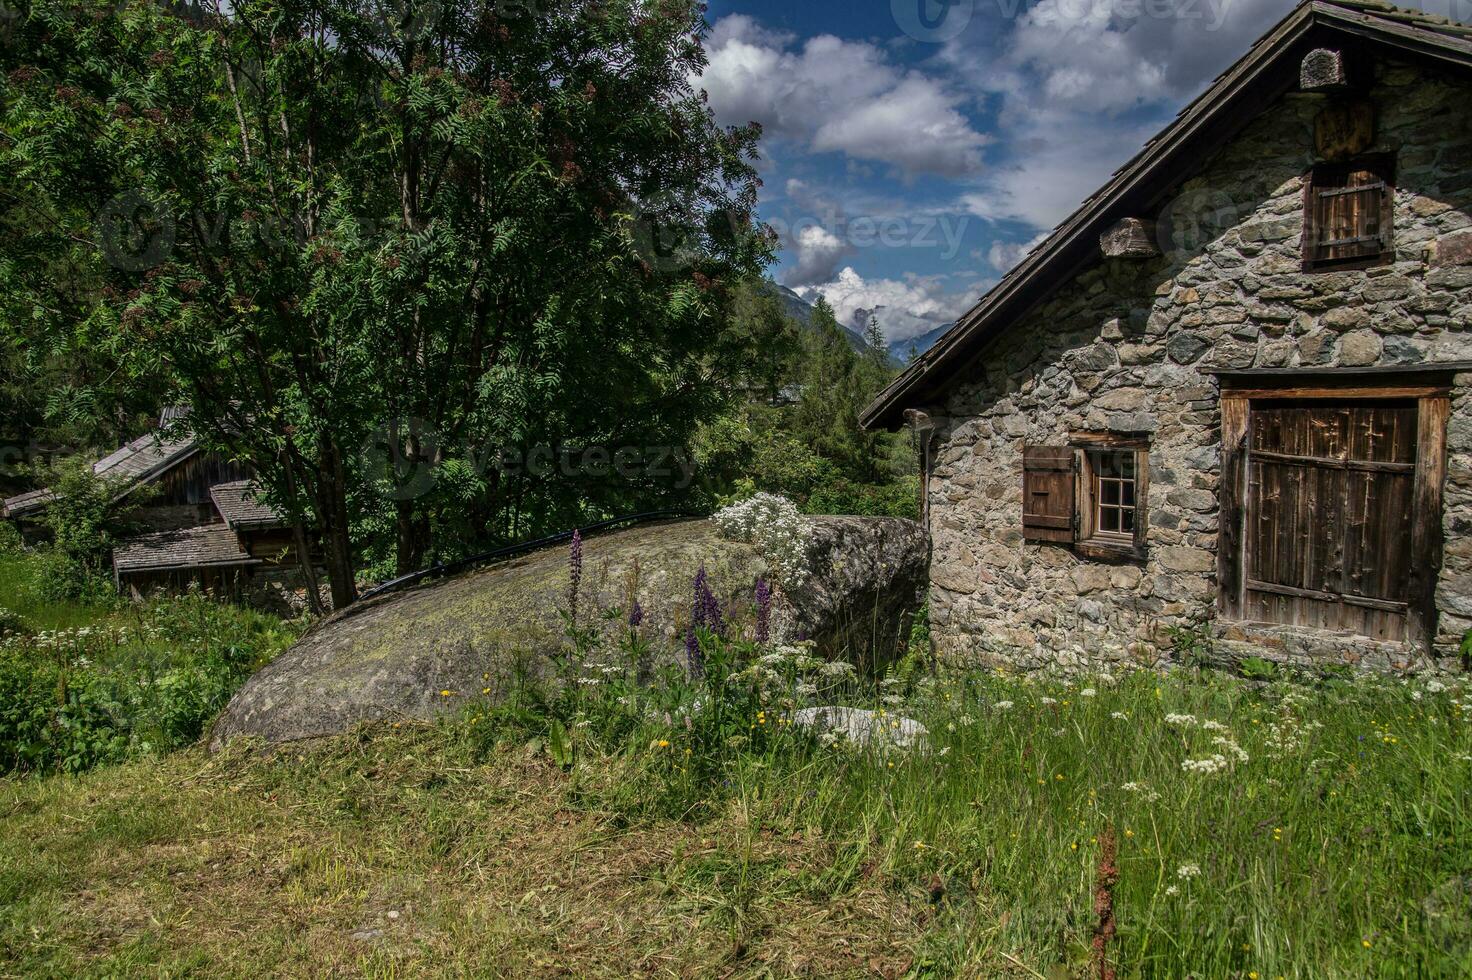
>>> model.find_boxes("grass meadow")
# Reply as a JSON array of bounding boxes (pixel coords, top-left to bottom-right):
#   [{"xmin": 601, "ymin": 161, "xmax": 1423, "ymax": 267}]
[{"xmin": 2, "ymin": 655, "xmax": 1469, "ymax": 977}]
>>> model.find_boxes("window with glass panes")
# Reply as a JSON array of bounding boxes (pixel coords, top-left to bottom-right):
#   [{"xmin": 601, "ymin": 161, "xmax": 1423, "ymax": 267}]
[{"xmin": 1089, "ymin": 450, "xmax": 1137, "ymax": 540}]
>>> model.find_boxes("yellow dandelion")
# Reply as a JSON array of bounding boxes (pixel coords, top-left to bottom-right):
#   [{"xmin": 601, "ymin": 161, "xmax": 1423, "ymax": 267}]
[
  {"xmin": 913, "ymin": 841, "xmax": 927, "ymax": 850},
  {"xmin": 1124, "ymin": 829, "xmax": 1134, "ymax": 838},
  {"xmin": 439, "ymin": 690, "xmax": 454, "ymax": 697},
  {"xmin": 657, "ymin": 739, "xmax": 670, "ymax": 749},
  {"xmin": 1362, "ymin": 939, "xmax": 1372, "ymax": 949}
]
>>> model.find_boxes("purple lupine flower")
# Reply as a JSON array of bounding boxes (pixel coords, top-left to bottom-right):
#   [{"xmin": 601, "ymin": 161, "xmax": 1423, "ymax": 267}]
[
  {"xmin": 567, "ymin": 529, "xmax": 583, "ymax": 624},
  {"xmin": 690, "ymin": 564, "xmax": 725, "ymax": 638},
  {"xmin": 703, "ymin": 589, "xmax": 725, "ymax": 638},
  {"xmin": 754, "ymin": 577, "xmax": 772, "ymax": 645},
  {"xmin": 692, "ymin": 566, "xmax": 708, "ymax": 626},
  {"xmin": 628, "ymin": 598, "xmax": 643, "ymax": 630},
  {"xmin": 685, "ymin": 624, "xmax": 705, "ymax": 680}
]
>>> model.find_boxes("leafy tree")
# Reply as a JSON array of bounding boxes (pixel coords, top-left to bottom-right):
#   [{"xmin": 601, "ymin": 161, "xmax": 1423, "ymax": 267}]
[{"xmin": 1, "ymin": 0, "xmax": 767, "ymax": 606}]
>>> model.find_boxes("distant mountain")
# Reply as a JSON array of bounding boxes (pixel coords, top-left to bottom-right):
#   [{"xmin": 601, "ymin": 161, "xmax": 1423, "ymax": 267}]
[
  {"xmin": 762, "ymin": 282, "xmax": 867, "ymax": 351},
  {"xmin": 889, "ymin": 322, "xmax": 953, "ymax": 364},
  {"xmin": 760, "ymin": 281, "xmax": 954, "ymax": 366}
]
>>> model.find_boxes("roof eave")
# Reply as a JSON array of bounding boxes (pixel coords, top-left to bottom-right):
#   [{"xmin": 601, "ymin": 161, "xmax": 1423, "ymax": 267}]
[{"xmin": 115, "ymin": 557, "xmax": 263, "ymax": 574}]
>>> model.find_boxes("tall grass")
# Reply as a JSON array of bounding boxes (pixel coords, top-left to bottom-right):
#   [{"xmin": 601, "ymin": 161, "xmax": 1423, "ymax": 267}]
[{"xmin": 467, "ymin": 629, "xmax": 1472, "ymax": 977}]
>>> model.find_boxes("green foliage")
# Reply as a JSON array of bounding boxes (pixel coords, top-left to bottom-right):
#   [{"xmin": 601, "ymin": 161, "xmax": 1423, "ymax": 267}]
[
  {"xmin": 1165, "ymin": 617, "xmax": 1215, "ymax": 668},
  {"xmin": 804, "ymin": 474, "xmax": 921, "ymax": 519},
  {"xmin": 696, "ymin": 296, "xmax": 919, "ymax": 518},
  {"xmin": 1238, "ymin": 655, "xmax": 1279, "ymax": 681},
  {"xmin": 0, "ymin": 554, "xmax": 298, "ymax": 773},
  {"xmin": 32, "ymin": 458, "xmax": 154, "ymax": 603}
]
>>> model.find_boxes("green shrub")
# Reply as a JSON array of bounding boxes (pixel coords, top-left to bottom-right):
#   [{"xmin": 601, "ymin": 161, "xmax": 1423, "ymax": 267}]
[
  {"xmin": 0, "ymin": 591, "xmax": 298, "ymax": 773},
  {"xmin": 803, "ymin": 475, "xmax": 921, "ymax": 519},
  {"xmin": 1238, "ymin": 655, "xmax": 1279, "ymax": 680},
  {"xmin": 32, "ymin": 458, "xmax": 153, "ymax": 602}
]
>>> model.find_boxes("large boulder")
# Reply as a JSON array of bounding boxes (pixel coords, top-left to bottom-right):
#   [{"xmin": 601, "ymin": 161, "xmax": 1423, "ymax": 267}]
[{"xmin": 210, "ymin": 516, "xmax": 926, "ymax": 747}]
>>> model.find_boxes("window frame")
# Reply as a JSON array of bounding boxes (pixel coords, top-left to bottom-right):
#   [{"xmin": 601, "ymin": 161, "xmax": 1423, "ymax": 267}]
[
  {"xmin": 1070, "ymin": 433, "xmax": 1151, "ymax": 562},
  {"xmin": 1301, "ymin": 153, "xmax": 1396, "ymax": 273}
]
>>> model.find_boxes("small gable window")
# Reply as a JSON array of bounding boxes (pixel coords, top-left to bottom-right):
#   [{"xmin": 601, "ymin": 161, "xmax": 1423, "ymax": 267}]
[
  {"xmin": 1022, "ymin": 436, "xmax": 1150, "ymax": 560},
  {"xmin": 1302, "ymin": 155, "xmax": 1394, "ymax": 271}
]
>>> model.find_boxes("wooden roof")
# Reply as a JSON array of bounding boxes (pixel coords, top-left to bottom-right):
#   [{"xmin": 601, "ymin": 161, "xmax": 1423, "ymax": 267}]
[
  {"xmin": 2, "ymin": 410, "xmax": 198, "ymax": 518},
  {"xmin": 209, "ymin": 480, "xmax": 286, "ymax": 531},
  {"xmin": 113, "ymin": 525, "xmax": 261, "ymax": 574},
  {"xmin": 862, "ymin": 0, "xmax": 1472, "ymax": 430}
]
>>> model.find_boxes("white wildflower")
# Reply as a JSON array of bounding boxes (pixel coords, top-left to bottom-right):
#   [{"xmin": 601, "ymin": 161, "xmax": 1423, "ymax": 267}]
[
  {"xmin": 1080, "ymin": 688, "xmax": 1097, "ymax": 698},
  {"xmin": 1181, "ymin": 755, "xmax": 1230, "ymax": 775},
  {"xmin": 713, "ymin": 493, "xmax": 813, "ymax": 587},
  {"xmin": 992, "ymin": 702, "xmax": 1013, "ymax": 712},
  {"xmin": 1111, "ymin": 711, "xmax": 1128, "ymax": 721},
  {"xmin": 1201, "ymin": 720, "xmax": 1228, "ymax": 732},
  {"xmin": 1165, "ymin": 713, "xmax": 1198, "ymax": 727},
  {"xmin": 1040, "ymin": 697, "xmax": 1058, "ymax": 706},
  {"xmin": 1212, "ymin": 736, "xmax": 1250, "ymax": 763},
  {"xmin": 1176, "ymin": 863, "xmax": 1202, "ymax": 880},
  {"xmin": 1164, "ymin": 885, "xmax": 1180, "ymax": 896}
]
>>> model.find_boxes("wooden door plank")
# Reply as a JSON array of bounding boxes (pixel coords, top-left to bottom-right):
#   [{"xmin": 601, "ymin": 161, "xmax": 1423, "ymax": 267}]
[
  {"xmin": 1408, "ymin": 396, "xmax": 1449, "ymax": 647},
  {"xmin": 1218, "ymin": 397, "xmax": 1250, "ymax": 620}
]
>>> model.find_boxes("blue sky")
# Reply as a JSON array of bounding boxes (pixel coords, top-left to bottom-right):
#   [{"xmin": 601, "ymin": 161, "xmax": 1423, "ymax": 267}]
[{"xmin": 692, "ymin": 0, "xmax": 1466, "ymax": 344}]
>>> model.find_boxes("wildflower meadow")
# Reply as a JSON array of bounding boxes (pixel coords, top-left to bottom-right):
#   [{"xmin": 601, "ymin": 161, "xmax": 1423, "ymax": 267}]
[{"xmin": 2, "ymin": 520, "xmax": 1470, "ymax": 976}]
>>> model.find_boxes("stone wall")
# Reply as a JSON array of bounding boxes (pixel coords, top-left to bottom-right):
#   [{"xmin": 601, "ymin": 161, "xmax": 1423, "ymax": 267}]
[{"xmin": 928, "ymin": 56, "xmax": 1472, "ymax": 675}]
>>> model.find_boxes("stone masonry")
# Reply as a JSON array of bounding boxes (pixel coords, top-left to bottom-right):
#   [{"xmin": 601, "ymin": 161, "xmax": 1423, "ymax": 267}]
[{"xmin": 927, "ymin": 57, "xmax": 1472, "ymax": 675}]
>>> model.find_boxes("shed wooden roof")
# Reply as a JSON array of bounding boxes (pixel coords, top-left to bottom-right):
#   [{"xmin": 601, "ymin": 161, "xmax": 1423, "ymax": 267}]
[
  {"xmin": 2, "ymin": 410, "xmax": 199, "ymax": 519},
  {"xmin": 862, "ymin": 0, "xmax": 1472, "ymax": 429},
  {"xmin": 113, "ymin": 525, "xmax": 261, "ymax": 574},
  {"xmin": 209, "ymin": 480, "xmax": 286, "ymax": 531}
]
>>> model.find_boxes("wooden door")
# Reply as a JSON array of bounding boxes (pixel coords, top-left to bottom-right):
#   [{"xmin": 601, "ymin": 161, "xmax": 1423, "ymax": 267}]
[{"xmin": 1243, "ymin": 399, "xmax": 1417, "ymax": 641}]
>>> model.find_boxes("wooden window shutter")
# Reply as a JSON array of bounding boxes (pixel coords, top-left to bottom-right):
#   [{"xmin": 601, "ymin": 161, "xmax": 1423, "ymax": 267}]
[
  {"xmin": 1023, "ymin": 446, "xmax": 1076, "ymax": 543},
  {"xmin": 1304, "ymin": 155, "xmax": 1394, "ymax": 270}
]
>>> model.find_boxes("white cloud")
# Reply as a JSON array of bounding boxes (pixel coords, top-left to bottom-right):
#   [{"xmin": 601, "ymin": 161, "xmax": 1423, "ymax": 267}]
[
  {"xmin": 698, "ymin": 16, "xmax": 989, "ymax": 178},
  {"xmin": 941, "ymin": 0, "xmax": 1289, "ymax": 231},
  {"xmin": 785, "ymin": 225, "xmax": 851, "ymax": 287},
  {"xmin": 986, "ymin": 231, "xmax": 1051, "ymax": 273},
  {"xmin": 796, "ymin": 267, "xmax": 984, "ymax": 345}
]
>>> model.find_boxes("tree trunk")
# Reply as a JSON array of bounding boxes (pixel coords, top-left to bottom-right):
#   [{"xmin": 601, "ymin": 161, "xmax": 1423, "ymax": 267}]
[
  {"xmin": 395, "ymin": 499, "xmax": 430, "ymax": 576},
  {"xmin": 290, "ymin": 518, "xmax": 326, "ymax": 617},
  {"xmin": 315, "ymin": 437, "xmax": 358, "ymax": 609}
]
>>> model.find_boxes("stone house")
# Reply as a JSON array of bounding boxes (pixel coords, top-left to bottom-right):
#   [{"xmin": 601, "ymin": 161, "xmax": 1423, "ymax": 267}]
[{"xmin": 863, "ymin": 0, "xmax": 1472, "ymax": 673}]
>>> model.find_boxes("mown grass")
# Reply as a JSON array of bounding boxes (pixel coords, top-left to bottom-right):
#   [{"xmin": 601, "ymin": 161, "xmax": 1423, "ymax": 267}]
[{"xmin": 2, "ymin": 664, "xmax": 1469, "ymax": 978}]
